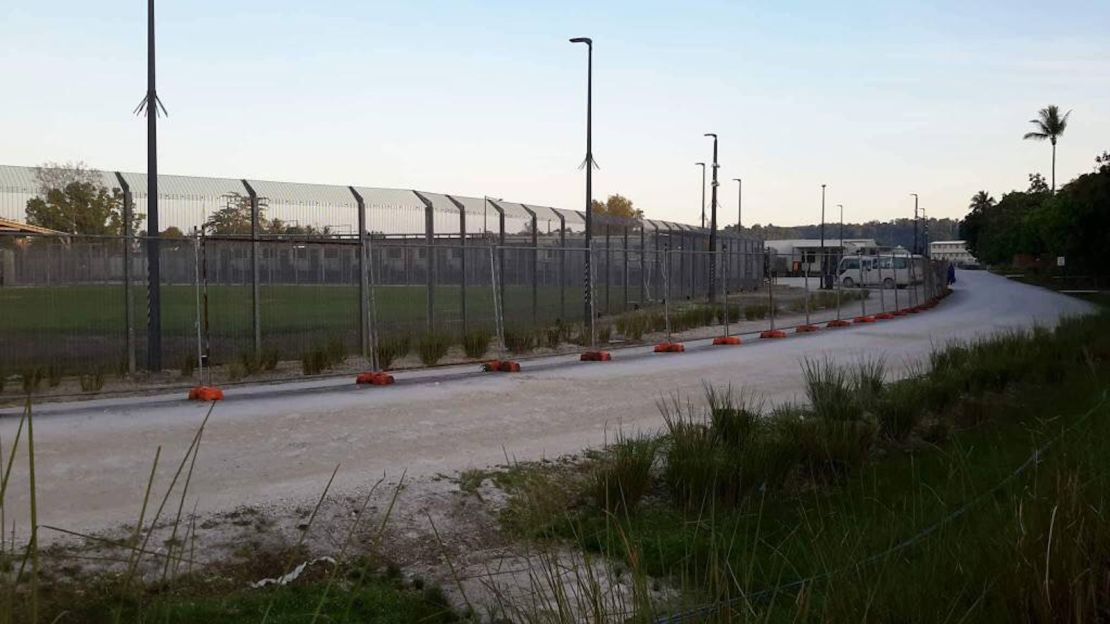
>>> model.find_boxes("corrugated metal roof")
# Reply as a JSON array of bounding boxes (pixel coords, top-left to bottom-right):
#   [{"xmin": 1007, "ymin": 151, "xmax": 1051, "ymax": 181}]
[
  {"xmin": 245, "ymin": 178, "xmax": 356, "ymax": 207},
  {"xmin": 116, "ymin": 171, "xmax": 244, "ymax": 199}
]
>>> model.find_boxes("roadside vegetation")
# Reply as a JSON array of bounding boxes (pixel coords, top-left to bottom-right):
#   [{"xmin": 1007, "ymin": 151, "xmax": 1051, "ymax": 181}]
[{"xmin": 478, "ymin": 306, "xmax": 1110, "ymax": 622}]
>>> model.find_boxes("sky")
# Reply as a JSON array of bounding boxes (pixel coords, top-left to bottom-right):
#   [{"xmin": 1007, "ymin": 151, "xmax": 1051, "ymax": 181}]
[{"xmin": 2, "ymin": 0, "xmax": 1108, "ymax": 227}]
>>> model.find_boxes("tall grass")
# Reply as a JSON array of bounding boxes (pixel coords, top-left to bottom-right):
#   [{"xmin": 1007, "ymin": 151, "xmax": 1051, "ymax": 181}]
[
  {"xmin": 417, "ymin": 333, "xmax": 452, "ymax": 366},
  {"xmin": 375, "ymin": 334, "xmax": 411, "ymax": 370},
  {"xmin": 589, "ymin": 434, "xmax": 658, "ymax": 514},
  {"xmin": 461, "ymin": 330, "xmax": 492, "ymax": 359}
]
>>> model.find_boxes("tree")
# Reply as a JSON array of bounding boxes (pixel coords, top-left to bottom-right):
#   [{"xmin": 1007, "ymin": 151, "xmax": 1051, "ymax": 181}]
[
  {"xmin": 591, "ymin": 194, "xmax": 642, "ymax": 220},
  {"xmin": 1027, "ymin": 173, "xmax": 1049, "ymax": 194},
  {"xmin": 1023, "ymin": 105, "xmax": 1071, "ymax": 193},
  {"xmin": 204, "ymin": 193, "xmax": 257, "ymax": 235},
  {"xmin": 24, "ymin": 162, "xmax": 143, "ymax": 235}
]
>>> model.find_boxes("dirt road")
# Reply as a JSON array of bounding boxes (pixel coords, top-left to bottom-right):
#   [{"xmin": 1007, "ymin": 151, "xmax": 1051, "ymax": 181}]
[{"xmin": 0, "ymin": 271, "xmax": 1092, "ymax": 538}]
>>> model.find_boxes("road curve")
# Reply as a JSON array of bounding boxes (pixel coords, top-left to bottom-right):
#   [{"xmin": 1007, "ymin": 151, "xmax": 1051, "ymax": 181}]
[{"xmin": 0, "ymin": 271, "xmax": 1093, "ymax": 536}]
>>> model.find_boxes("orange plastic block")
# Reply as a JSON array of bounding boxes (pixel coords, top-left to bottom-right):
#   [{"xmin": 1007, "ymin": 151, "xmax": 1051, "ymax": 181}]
[
  {"xmin": 188, "ymin": 385, "xmax": 224, "ymax": 401},
  {"xmin": 760, "ymin": 329, "xmax": 787, "ymax": 339},
  {"xmin": 826, "ymin": 319, "xmax": 852, "ymax": 328},
  {"xmin": 795, "ymin": 324, "xmax": 820, "ymax": 333},
  {"xmin": 712, "ymin": 336, "xmax": 741, "ymax": 345},
  {"xmin": 854, "ymin": 316, "xmax": 876, "ymax": 323},
  {"xmin": 580, "ymin": 351, "xmax": 612, "ymax": 361},
  {"xmin": 483, "ymin": 360, "xmax": 521, "ymax": 373},
  {"xmin": 356, "ymin": 372, "xmax": 395, "ymax": 385},
  {"xmin": 874, "ymin": 313, "xmax": 895, "ymax": 320},
  {"xmin": 653, "ymin": 342, "xmax": 685, "ymax": 353}
]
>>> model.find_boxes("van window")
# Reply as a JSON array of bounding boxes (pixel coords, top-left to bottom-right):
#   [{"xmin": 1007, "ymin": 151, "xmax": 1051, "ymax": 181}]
[{"xmin": 840, "ymin": 258, "xmax": 858, "ymax": 272}]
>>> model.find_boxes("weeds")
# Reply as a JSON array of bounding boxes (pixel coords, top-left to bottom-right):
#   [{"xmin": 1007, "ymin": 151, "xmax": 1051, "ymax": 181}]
[
  {"xmin": 504, "ymin": 328, "xmax": 537, "ymax": 354},
  {"xmin": 79, "ymin": 367, "xmax": 105, "ymax": 393},
  {"xmin": 462, "ymin": 330, "xmax": 492, "ymax": 359},
  {"xmin": 417, "ymin": 333, "xmax": 452, "ymax": 366},
  {"xmin": 261, "ymin": 348, "xmax": 280, "ymax": 371},
  {"xmin": 590, "ymin": 434, "xmax": 658, "ymax": 513},
  {"xmin": 46, "ymin": 363, "xmax": 62, "ymax": 388},
  {"xmin": 376, "ymin": 334, "xmax": 411, "ymax": 370}
]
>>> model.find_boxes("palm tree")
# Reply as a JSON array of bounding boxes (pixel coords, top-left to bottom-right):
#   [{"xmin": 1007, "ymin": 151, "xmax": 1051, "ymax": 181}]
[
  {"xmin": 1022, "ymin": 105, "xmax": 1071, "ymax": 193},
  {"xmin": 968, "ymin": 190, "xmax": 995, "ymax": 213}
]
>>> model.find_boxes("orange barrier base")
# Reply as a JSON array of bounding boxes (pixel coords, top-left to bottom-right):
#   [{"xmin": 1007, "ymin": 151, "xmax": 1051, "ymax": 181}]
[
  {"xmin": 356, "ymin": 371, "xmax": 395, "ymax": 385},
  {"xmin": 712, "ymin": 335, "xmax": 741, "ymax": 346},
  {"xmin": 874, "ymin": 313, "xmax": 896, "ymax": 320},
  {"xmin": 795, "ymin": 324, "xmax": 820, "ymax": 333},
  {"xmin": 892, "ymin": 310, "xmax": 907, "ymax": 316},
  {"xmin": 654, "ymin": 342, "xmax": 686, "ymax": 353},
  {"xmin": 854, "ymin": 316, "xmax": 877, "ymax": 323},
  {"xmin": 188, "ymin": 385, "xmax": 224, "ymax": 401},
  {"xmin": 581, "ymin": 351, "xmax": 612, "ymax": 361},
  {"xmin": 760, "ymin": 329, "xmax": 788, "ymax": 339},
  {"xmin": 483, "ymin": 360, "xmax": 521, "ymax": 373},
  {"xmin": 826, "ymin": 319, "xmax": 852, "ymax": 328}
]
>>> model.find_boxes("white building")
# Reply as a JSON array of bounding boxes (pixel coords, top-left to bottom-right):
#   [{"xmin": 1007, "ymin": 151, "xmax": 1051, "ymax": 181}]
[
  {"xmin": 929, "ymin": 240, "xmax": 976, "ymax": 266},
  {"xmin": 765, "ymin": 238, "xmax": 880, "ymax": 275}
]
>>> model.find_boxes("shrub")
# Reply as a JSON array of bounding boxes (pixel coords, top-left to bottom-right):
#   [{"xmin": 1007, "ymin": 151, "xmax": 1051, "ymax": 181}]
[
  {"xmin": 802, "ymin": 358, "xmax": 861, "ymax": 422},
  {"xmin": 180, "ymin": 353, "xmax": 198, "ymax": 378},
  {"xmin": 326, "ymin": 336, "xmax": 347, "ymax": 367},
  {"xmin": 462, "ymin": 330, "xmax": 492, "ymax": 359},
  {"xmin": 375, "ymin": 334, "xmax": 411, "ymax": 370},
  {"xmin": 21, "ymin": 368, "xmax": 43, "ymax": 394},
  {"xmin": 227, "ymin": 360, "xmax": 247, "ymax": 381},
  {"xmin": 597, "ymin": 325, "xmax": 612, "ymax": 344},
  {"xmin": 417, "ymin": 333, "xmax": 452, "ymax": 366},
  {"xmin": 238, "ymin": 352, "xmax": 261, "ymax": 377},
  {"xmin": 300, "ymin": 349, "xmax": 330, "ymax": 376},
  {"xmin": 504, "ymin": 328, "xmax": 537, "ymax": 354},
  {"xmin": 851, "ymin": 358, "xmax": 886, "ymax": 407},
  {"xmin": 876, "ymin": 381, "xmax": 923, "ymax": 441},
  {"xmin": 787, "ymin": 416, "xmax": 875, "ymax": 479},
  {"xmin": 544, "ymin": 322, "xmax": 567, "ymax": 349},
  {"xmin": 261, "ymin": 348, "xmax": 281, "ymax": 371},
  {"xmin": 590, "ymin": 434, "xmax": 659, "ymax": 513},
  {"xmin": 705, "ymin": 385, "xmax": 761, "ymax": 450},
  {"xmin": 46, "ymin": 363, "xmax": 63, "ymax": 388},
  {"xmin": 744, "ymin": 304, "xmax": 769, "ymax": 321},
  {"xmin": 79, "ymin": 368, "xmax": 105, "ymax": 393}
]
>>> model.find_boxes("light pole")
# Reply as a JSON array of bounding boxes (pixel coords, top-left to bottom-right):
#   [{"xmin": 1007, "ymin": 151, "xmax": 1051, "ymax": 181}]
[
  {"xmin": 705, "ymin": 133, "xmax": 719, "ymax": 302},
  {"xmin": 570, "ymin": 36, "xmax": 594, "ymax": 325},
  {"xmin": 695, "ymin": 162, "xmax": 706, "ymax": 229},
  {"xmin": 911, "ymin": 193, "xmax": 919, "ymax": 255},
  {"xmin": 819, "ymin": 184, "xmax": 827, "ymax": 289},
  {"xmin": 837, "ymin": 203, "xmax": 844, "ymax": 274},
  {"xmin": 134, "ymin": 0, "xmax": 168, "ymax": 371},
  {"xmin": 732, "ymin": 178, "xmax": 742, "ymax": 230}
]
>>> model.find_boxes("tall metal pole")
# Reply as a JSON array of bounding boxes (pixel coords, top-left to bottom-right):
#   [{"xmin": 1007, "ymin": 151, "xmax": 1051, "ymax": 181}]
[
  {"xmin": 819, "ymin": 184, "xmax": 827, "ymax": 290},
  {"xmin": 911, "ymin": 193, "xmax": 919, "ymax": 255},
  {"xmin": 570, "ymin": 37, "xmax": 594, "ymax": 325},
  {"xmin": 696, "ymin": 162, "xmax": 706, "ymax": 229},
  {"xmin": 732, "ymin": 178, "xmax": 742, "ymax": 230},
  {"xmin": 705, "ymin": 133, "xmax": 719, "ymax": 303},
  {"xmin": 136, "ymin": 0, "xmax": 166, "ymax": 371}
]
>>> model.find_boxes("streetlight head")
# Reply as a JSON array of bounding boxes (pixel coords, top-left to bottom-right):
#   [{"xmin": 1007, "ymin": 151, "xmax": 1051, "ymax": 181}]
[
  {"xmin": 732, "ymin": 178, "xmax": 741, "ymax": 182},
  {"xmin": 569, "ymin": 37, "xmax": 592, "ymax": 45},
  {"xmin": 695, "ymin": 162, "xmax": 705, "ymax": 166},
  {"xmin": 704, "ymin": 133, "xmax": 717, "ymax": 138}
]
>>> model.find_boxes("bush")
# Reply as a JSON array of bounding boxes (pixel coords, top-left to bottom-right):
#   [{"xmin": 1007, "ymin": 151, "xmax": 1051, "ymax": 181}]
[
  {"xmin": 261, "ymin": 348, "xmax": 281, "ymax": 371},
  {"xmin": 376, "ymin": 334, "xmax": 411, "ymax": 370},
  {"xmin": 300, "ymin": 349, "xmax": 330, "ymax": 376},
  {"xmin": 590, "ymin": 434, "xmax": 658, "ymax": 513},
  {"xmin": 462, "ymin": 331, "xmax": 492, "ymax": 359},
  {"xmin": 597, "ymin": 325, "xmax": 612, "ymax": 344},
  {"xmin": 504, "ymin": 328, "xmax": 537, "ymax": 354},
  {"xmin": 21, "ymin": 368, "xmax": 43, "ymax": 394},
  {"xmin": 79, "ymin": 368, "xmax": 105, "ymax": 393},
  {"xmin": 46, "ymin": 363, "xmax": 63, "ymax": 388},
  {"xmin": 802, "ymin": 357, "xmax": 861, "ymax": 422},
  {"xmin": 227, "ymin": 360, "xmax": 248, "ymax": 381},
  {"xmin": 744, "ymin": 304, "xmax": 769, "ymax": 321},
  {"xmin": 787, "ymin": 416, "xmax": 875, "ymax": 479},
  {"xmin": 238, "ymin": 352, "xmax": 261, "ymax": 377},
  {"xmin": 544, "ymin": 322, "xmax": 567, "ymax": 349},
  {"xmin": 876, "ymin": 381, "xmax": 923, "ymax": 441},
  {"xmin": 417, "ymin": 333, "xmax": 452, "ymax": 366},
  {"xmin": 326, "ymin": 336, "xmax": 347, "ymax": 367},
  {"xmin": 180, "ymin": 353, "xmax": 198, "ymax": 378}
]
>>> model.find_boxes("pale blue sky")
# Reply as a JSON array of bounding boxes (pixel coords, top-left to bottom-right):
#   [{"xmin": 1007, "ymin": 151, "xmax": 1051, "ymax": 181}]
[{"xmin": 2, "ymin": 1, "xmax": 1108, "ymax": 226}]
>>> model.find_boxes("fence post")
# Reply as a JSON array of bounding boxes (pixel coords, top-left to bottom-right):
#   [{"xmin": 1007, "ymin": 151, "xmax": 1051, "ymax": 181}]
[
  {"xmin": 486, "ymin": 199, "xmax": 507, "ymax": 319},
  {"xmin": 653, "ymin": 223, "xmax": 661, "ymax": 301},
  {"xmin": 413, "ymin": 191, "xmax": 437, "ymax": 333},
  {"xmin": 520, "ymin": 204, "xmax": 538, "ymax": 326},
  {"xmin": 556, "ymin": 211, "xmax": 566, "ymax": 322},
  {"xmin": 604, "ymin": 221, "xmax": 611, "ymax": 315},
  {"xmin": 447, "ymin": 195, "xmax": 468, "ymax": 335},
  {"xmin": 350, "ymin": 187, "xmax": 371, "ymax": 360},
  {"xmin": 242, "ymin": 179, "xmax": 262, "ymax": 358},
  {"xmin": 639, "ymin": 219, "xmax": 647, "ymax": 304},
  {"xmin": 114, "ymin": 172, "xmax": 137, "ymax": 375},
  {"xmin": 622, "ymin": 222, "xmax": 629, "ymax": 311}
]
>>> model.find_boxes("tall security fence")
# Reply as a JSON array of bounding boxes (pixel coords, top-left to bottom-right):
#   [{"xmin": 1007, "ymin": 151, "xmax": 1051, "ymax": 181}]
[{"xmin": 0, "ymin": 225, "xmax": 765, "ymax": 377}]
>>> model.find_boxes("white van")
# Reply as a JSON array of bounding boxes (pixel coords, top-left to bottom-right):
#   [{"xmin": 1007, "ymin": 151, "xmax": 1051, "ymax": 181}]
[{"xmin": 837, "ymin": 254, "xmax": 925, "ymax": 289}]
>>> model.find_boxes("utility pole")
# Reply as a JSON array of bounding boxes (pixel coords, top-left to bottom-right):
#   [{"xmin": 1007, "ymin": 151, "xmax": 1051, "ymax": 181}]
[
  {"xmin": 134, "ymin": 0, "xmax": 167, "ymax": 371},
  {"xmin": 570, "ymin": 37, "xmax": 594, "ymax": 325},
  {"xmin": 732, "ymin": 178, "xmax": 742, "ymax": 230},
  {"xmin": 705, "ymin": 133, "xmax": 719, "ymax": 302},
  {"xmin": 819, "ymin": 184, "xmax": 827, "ymax": 289},
  {"xmin": 911, "ymin": 193, "xmax": 919, "ymax": 255},
  {"xmin": 696, "ymin": 162, "xmax": 706, "ymax": 229}
]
